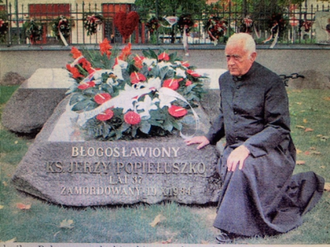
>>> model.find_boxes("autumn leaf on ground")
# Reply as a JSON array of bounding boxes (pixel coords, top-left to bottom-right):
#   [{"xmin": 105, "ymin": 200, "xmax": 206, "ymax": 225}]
[
  {"xmin": 323, "ymin": 97, "xmax": 330, "ymax": 101},
  {"xmin": 149, "ymin": 214, "xmax": 166, "ymax": 227},
  {"xmin": 296, "ymin": 149, "xmax": 303, "ymax": 154},
  {"xmin": 3, "ymin": 181, "xmax": 7, "ymax": 186},
  {"xmin": 324, "ymin": 183, "xmax": 330, "ymax": 191},
  {"xmin": 60, "ymin": 219, "xmax": 74, "ymax": 229},
  {"xmin": 304, "ymin": 151, "xmax": 310, "ymax": 155},
  {"xmin": 296, "ymin": 160, "xmax": 306, "ymax": 165},
  {"xmin": 310, "ymin": 151, "xmax": 321, "ymax": 155},
  {"xmin": 318, "ymin": 135, "xmax": 329, "ymax": 141},
  {"xmin": 16, "ymin": 203, "xmax": 31, "ymax": 210},
  {"xmin": 162, "ymin": 238, "xmax": 172, "ymax": 244},
  {"xmin": 0, "ymin": 205, "xmax": 4, "ymax": 209},
  {"xmin": 296, "ymin": 125, "xmax": 305, "ymax": 129},
  {"xmin": 304, "ymin": 128, "xmax": 313, "ymax": 132},
  {"xmin": 296, "ymin": 102, "xmax": 302, "ymax": 105},
  {"xmin": 303, "ymin": 119, "xmax": 308, "ymax": 123},
  {"xmin": 1, "ymin": 238, "xmax": 16, "ymax": 243}
]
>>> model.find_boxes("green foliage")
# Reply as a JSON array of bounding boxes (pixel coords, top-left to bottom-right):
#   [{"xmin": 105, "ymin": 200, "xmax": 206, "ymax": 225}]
[
  {"xmin": 23, "ymin": 19, "xmax": 43, "ymax": 42},
  {"xmin": 135, "ymin": 0, "xmax": 208, "ymax": 20}
]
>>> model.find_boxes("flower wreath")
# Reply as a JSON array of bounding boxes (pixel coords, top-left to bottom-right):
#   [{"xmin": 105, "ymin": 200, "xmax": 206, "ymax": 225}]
[
  {"xmin": 83, "ymin": 13, "xmax": 104, "ymax": 36},
  {"xmin": 66, "ymin": 39, "xmax": 207, "ymax": 141},
  {"xmin": 263, "ymin": 12, "xmax": 288, "ymax": 46},
  {"xmin": 0, "ymin": 12, "xmax": 9, "ymax": 42},
  {"xmin": 23, "ymin": 19, "xmax": 43, "ymax": 44},
  {"xmin": 177, "ymin": 14, "xmax": 194, "ymax": 35},
  {"xmin": 52, "ymin": 16, "xmax": 72, "ymax": 45},
  {"xmin": 204, "ymin": 16, "xmax": 227, "ymax": 45},
  {"xmin": 145, "ymin": 16, "xmax": 159, "ymax": 34}
]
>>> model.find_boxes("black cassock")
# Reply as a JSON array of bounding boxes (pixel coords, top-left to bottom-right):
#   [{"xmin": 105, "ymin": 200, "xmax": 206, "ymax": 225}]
[{"xmin": 206, "ymin": 62, "xmax": 324, "ymax": 237}]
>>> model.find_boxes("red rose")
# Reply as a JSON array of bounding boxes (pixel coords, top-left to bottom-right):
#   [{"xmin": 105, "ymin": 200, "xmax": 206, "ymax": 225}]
[
  {"xmin": 96, "ymin": 109, "xmax": 114, "ymax": 121},
  {"xmin": 94, "ymin": 93, "xmax": 112, "ymax": 104},
  {"xmin": 163, "ymin": 78, "xmax": 183, "ymax": 90},
  {"xmin": 77, "ymin": 81, "xmax": 96, "ymax": 90},
  {"xmin": 168, "ymin": 105, "xmax": 188, "ymax": 118},
  {"xmin": 124, "ymin": 111, "xmax": 141, "ymax": 125}
]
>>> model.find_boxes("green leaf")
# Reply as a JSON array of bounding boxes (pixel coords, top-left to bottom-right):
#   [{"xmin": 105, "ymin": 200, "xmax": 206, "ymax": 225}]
[
  {"xmin": 131, "ymin": 125, "xmax": 138, "ymax": 138},
  {"xmin": 100, "ymin": 83, "xmax": 113, "ymax": 94},
  {"xmin": 139, "ymin": 120, "xmax": 151, "ymax": 134},
  {"xmin": 102, "ymin": 123, "xmax": 111, "ymax": 138},
  {"xmin": 160, "ymin": 66, "xmax": 170, "ymax": 80},
  {"xmin": 71, "ymin": 99, "xmax": 97, "ymax": 112},
  {"xmin": 147, "ymin": 49, "xmax": 158, "ymax": 59},
  {"xmin": 69, "ymin": 93, "xmax": 87, "ymax": 105},
  {"xmin": 120, "ymin": 122, "xmax": 130, "ymax": 133},
  {"xmin": 172, "ymin": 119, "xmax": 182, "ymax": 131},
  {"xmin": 169, "ymin": 51, "xmax": 178, "ymax": 63},
  {"xmin": 163, "ymin": 119, "xmax": 173, "ymax": 132},
  {"xmin": 83, "ymin": 87, "xmax": 99, "ymax": 96}
]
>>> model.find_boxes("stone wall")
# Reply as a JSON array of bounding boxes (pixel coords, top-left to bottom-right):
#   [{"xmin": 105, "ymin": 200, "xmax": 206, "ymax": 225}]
[{"xmin": 1, "ymin": 47, "xmax": 330, "ymax": 81}]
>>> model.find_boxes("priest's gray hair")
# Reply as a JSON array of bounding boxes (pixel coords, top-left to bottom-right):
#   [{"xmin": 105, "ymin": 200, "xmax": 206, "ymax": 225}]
[{"xmin": 226, "ymin": 33, "xmax": 256, "ymax": 56}]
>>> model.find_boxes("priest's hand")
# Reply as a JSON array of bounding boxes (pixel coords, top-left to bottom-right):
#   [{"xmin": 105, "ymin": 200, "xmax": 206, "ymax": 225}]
[
  {"xmin": 227, "ymin": 145, "xmax": 250, "ymax": 171},
  {"xmin": 185, "ymin": 136, "xmax": 210, "ymax": 150}
]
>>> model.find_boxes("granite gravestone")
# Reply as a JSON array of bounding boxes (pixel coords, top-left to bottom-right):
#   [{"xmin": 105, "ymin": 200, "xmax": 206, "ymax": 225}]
[
  {"xmin": 2, "ymin": 68, "xmax": 76, "ymax": 134},
  {"xmin": 12, "ymin": 94, "xmax": 222, "ymax": 206}
]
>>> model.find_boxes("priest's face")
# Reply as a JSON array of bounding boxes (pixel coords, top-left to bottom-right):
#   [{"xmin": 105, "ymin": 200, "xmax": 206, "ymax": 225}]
[{"xmin": 225, "ymin": 43, "xmax": 257, "ymax": 77}]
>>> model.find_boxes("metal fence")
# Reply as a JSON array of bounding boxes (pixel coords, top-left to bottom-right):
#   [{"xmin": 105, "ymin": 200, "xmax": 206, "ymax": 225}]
[{"xmin": 0, "ymin": 1, "xmax": 329, "ymax": 47}]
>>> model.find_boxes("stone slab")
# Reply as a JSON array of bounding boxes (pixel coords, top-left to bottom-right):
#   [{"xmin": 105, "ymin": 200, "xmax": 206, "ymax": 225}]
[
  {"xmin": 12, "ymin": 96, "xmax": 221, "ymax": 206},
  {"xmin": 1, "ymin": 68, "xmax": 76, "ymax": 134},
  {"xmin": 315, "ymin": 11, "xmax": 330, "ymax": 44}
]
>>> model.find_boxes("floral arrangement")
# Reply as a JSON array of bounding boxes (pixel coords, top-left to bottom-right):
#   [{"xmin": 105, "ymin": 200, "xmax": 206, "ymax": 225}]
[
  {"xmin": 145, "ymin": 16, "xmax": 159, "ymax": 34},
  {"xmin": 177, "ymin": 14, "xmax": 194, "ymax": 35},
  {"xmin": 114, "ymin": 11, "xmax": 140, "ymax": 41},
  {"xmin": 263, "ymin": 12, "xmax": 288, "ymax": 46},
  {"xmin": 66, "ymin": 39, "xmax": 206, "ymax": 141},
  {"xmin": 0, "ymin": 11, "xmax": 9, "ymax": 42},
  {"xmin": 204, "ymin": 16, "xmax": 227, "ymax": 45},
  {"xmin": 23, "ymin": 19, "xmax": 43, "ymax": 44},
  {"xmin": 52, "ymin": 16, "xmax": 72, "ymax": 45},
  {"xmin": 83, "ymin": 13, "xmax": 104, "ymax": 35}
]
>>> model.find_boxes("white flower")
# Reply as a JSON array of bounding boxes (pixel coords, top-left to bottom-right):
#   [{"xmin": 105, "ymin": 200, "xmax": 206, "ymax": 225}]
[
  {"xmin": 158, "ymin": 61, "xmax": 172, "ymax": 69},
  {"xmin": 143, "ymin": 58, "xmax": 157, "ymax": 67},
  {"xmin": 157, "ymin": 89, "xmax": 176, "ymax": 109},
  {"xmin": 113, "ymin": 60, "xmax": 127, "ymax": 80},
  {"xmin": 145, "ymin": 77, "xmax": 162, "ymax": 90},
  {"xmin": 175, "ymin": 67, "xmax": 187, "ymax": 78},
  {"xmin": 136, "ymin": 95, "xmax": 160, "ymax": 120}
]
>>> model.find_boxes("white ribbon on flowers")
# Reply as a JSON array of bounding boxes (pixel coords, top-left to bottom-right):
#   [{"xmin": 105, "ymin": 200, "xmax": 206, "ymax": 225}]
[
  {"xmin": 74, "ymin": 73, "xmax": 200, "ymax": 139},
  {"xmin": 76, "ymin": 78, "xmax": 162, "ymax": 125},
  {"xmin": 162, "ymin": 16, "xmax": 178, "ymax": 28},
  {"xmin": 182, "ymin": 27, "xmax": 189, "ymax": 56},
  {"xmin": 58, "ymin": 30, "xmax": 68, "ymax": 46}
]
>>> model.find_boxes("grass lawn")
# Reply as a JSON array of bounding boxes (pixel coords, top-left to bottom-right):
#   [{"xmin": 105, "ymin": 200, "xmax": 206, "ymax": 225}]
[{"xmin": 0, "ymin": 86, "xmax": 329, "ymax": 244}]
